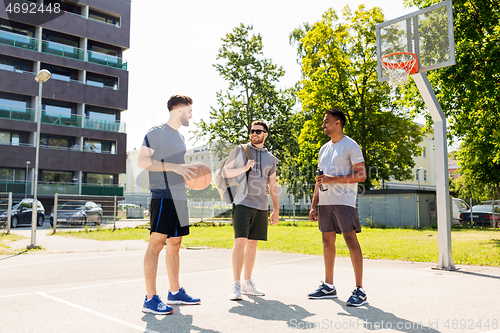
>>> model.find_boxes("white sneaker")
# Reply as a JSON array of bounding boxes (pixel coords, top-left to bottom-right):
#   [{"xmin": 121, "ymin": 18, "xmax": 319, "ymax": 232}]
[
  {"xmin": 230, "ymin": 281, "xmax": 242, "ymax": 300},
  {"xmin": 242, "ymin": 278, "xmax": 265, "ymax": 296}
]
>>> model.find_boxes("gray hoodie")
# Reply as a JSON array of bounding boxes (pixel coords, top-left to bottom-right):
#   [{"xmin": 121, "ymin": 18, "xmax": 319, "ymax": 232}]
[{"xmin": 227, "ymin": 142, "xmax": 278, "ymax": 210}]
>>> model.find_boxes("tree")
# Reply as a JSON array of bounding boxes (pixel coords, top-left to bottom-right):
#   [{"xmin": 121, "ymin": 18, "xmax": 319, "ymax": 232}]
[
  {"xmin": 283, "ymin": 6, "xmax": 423, "ymax": 199},
  {"xmin": 402, "ymin": 0, "xmax": 500, "ymax": 200},
  {"xmin": 193, "ymin": 24, "xmax": 296, "ymax": 164}
]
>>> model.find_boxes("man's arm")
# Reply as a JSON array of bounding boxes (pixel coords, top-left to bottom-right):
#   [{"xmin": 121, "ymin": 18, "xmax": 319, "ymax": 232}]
[
  {"xmin": 221, "ymin": 148, "xmax": 255, "ymax": 179},
  {"xmin": 136, "ymin": 145, "xmax": 196, "ymax": 181},
  {"xmin": 268, "ymin": 172, "xmax": 279, "ymax": 225},
  {"xmin": 309, "ymin": 183, "xmax": 320, "ymax": 222},
  {"xmin": 317, "ymin": 162, "xmax": 367, "ymax": 185}
]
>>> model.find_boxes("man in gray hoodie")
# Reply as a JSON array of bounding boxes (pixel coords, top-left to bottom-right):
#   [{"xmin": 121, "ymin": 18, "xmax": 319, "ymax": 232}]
[{"xmin": 222, "ymin": 120, "xmax": 279, "ymax": 300}]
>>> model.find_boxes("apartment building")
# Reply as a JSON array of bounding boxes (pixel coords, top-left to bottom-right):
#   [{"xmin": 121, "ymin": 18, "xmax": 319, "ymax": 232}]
[{"xmin": 0, "ymin": 0, "xmax": 130, "ymax": 209}]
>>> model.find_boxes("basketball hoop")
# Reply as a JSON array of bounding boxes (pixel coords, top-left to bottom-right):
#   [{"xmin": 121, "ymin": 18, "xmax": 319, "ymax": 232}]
[{"xmin": 381, "ymin": 52, "xmax": 419, "ymax": 87}]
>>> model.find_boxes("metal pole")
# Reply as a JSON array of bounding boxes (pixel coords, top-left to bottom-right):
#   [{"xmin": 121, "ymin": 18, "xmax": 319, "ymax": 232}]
[
  {"xmin": 25, "ymin": 161, "xmax": 30, "ymax": 198},
  {"xmin": 413, "ymin": 72, "xmax": 455, "ymax": 270},
  {"xmin": 292, "ymin": 194, "xmax": 296, "ymax": 225},
  {"xmin": 211, "ymin": 198, "xmax": 215, "ymax": 224},
  {"xmin": 6, "ymin": 192, "xmax": 12, "ymax": 235},
  {"xmin": 53, "ymin": 193, "xmax": 58, "ymax": 234},
  {"xmin": 29, "ymin": 83, "xmax": 43, "ymax": 249},
  {"xmin": 201, "ymin": 200, "xmax": 204, "ymax": 222},
  {"xmin": 470, "ymin": 198, "xmax": 473, "ymax": 227},
  {"xmin": 113, "ymin": 195, "xmax": 117, "ymax": 230}
]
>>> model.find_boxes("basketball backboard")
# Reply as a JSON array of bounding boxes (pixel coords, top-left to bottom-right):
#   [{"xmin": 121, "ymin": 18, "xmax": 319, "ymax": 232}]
[{"xmin": 376, "ymin": 0, "xmax": 455, "ymax": 82}]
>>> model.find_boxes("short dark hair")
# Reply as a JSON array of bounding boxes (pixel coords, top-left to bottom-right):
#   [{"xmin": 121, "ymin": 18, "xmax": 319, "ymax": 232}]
[
  {"xmin": 251, "ymin": 120, "xmax": 269, "ymax": 133},
  {"xmin": 325, "ymin": 109, "xmax": 346, "ymax": 127},
  {"xmin": 167, "ymin": 95, "xmax": 193, "ymax": 111}
]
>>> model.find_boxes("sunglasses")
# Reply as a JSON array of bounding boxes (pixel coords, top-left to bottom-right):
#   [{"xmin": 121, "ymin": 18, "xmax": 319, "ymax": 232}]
[{"xmin": 250, "ymin": 129, "xmax": 267, "ymax": 135}]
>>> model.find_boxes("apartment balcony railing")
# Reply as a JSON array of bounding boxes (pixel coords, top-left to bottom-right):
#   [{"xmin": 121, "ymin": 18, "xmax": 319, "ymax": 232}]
[
  {"xmin": 84, "ymin": 118, "xmax": 125, "ymax": 133},
  {"xmin": 0, "ymin": 30, "xmax": 38, "ymax": 50},
  {"xmin": 0, "ymin": 105, "xmax": 35, "ymax": 122},
  {"xmin": 0, "ymin": 31, "xmax": 127, "ymax": 70},
  {"xmin": 0, "ymin": 106, "xmax": 125, "ymax": 133},
  {"xmin": 1, "ymin": 181, "xmax": 123, "ymax": 197},
  {"xmin": 42, "ymin": 112, "xmax": 82, "ymax": 127},
  {"xmin": 41, "ymin": 40, "xmax": 85, "ymax": 61},
  {"xmin": 87, "ymin": 51, "xmax": 127, "ymax": 70}
]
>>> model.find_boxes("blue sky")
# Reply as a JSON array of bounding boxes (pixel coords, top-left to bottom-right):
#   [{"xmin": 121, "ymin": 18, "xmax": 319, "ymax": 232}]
[{"xmin": 122, "ymin": 0, "xmax": 419, "ymax": 151}]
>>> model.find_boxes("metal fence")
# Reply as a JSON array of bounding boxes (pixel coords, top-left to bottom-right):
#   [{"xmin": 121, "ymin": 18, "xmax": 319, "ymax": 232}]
[
  {"xmin": 51, "ymin": 194, "xmax": 119, "ymax": 233},
  {"xmin": 0, "ymin": 192, "xmax": 12, "ymax": 234},
  {"xmin": 187, "ymin": 199, "xmax": 232, "ymax": 223}
]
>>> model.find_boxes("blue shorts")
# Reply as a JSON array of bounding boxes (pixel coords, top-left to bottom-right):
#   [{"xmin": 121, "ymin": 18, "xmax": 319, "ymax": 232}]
[{"xmin": 149, "ymin": 198, "xmax": 189, "ymax": 237}]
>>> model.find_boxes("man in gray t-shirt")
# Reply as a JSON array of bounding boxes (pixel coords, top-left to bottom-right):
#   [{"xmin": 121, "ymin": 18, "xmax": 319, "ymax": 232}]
[
  {"xmin": 223, "ymin": 120, "xmax": 279, "ymax": 301},
  {"xmin": 137, "ymin": 95, "xmax": 200, "ymax": 315},
  {"xmin": 308, "ymin": 109, "xmax": 368, "ymax": 307}
]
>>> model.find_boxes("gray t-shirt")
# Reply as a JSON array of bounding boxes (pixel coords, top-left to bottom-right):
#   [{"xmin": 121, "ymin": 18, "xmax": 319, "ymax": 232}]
[
  {"xmin": 318, "ymin": 136, "xmax": 364, "ymax": 208},
  {"xmin": 227, "ymin": 143, "xmax": 278, "ymax": 210},
  {"xmin": 142, "ymin": 124, "xmax": 187, "ymax": 200}
]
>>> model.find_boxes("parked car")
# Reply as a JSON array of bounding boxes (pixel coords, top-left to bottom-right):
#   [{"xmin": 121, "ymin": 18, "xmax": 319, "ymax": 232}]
[
  {"xmin": 452, "ymin": 198, "xmax": 469, "ymax": 225},
  {"xmin": 50, "ymin": 201, "xmax": 103, "ymax": 226},
  {"xmin": 0, "ymin": 199, "xmax": 45, "ymax": 228},
  {"xmin": 460, "ymin": 205, "xmax": 500, "ymax": 227}
]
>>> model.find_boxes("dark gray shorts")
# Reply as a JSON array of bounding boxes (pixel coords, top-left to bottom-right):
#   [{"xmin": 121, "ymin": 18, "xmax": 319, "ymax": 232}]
[
  {"xmin": 318, "ymin": 205, "xmax": 361, "ymax": 234},
  {"xmin": 232, "ymin": 204, "xmax": 268, "ymax": 241}
]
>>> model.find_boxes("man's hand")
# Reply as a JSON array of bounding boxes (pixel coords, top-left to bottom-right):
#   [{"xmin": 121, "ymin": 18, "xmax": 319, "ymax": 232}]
[
  {"xmin": 245, "ymin": 159, "xmax": 255, "ymax": 171},
  {"xmin": 270, "ymin": 210, "xmax": 279, "ymax": 225},
  {"xmin": 173, "ymin": 164, "xmax": 197, "ymax": 182},
  {"xmin": 309, "ymin": 208, "xmax": 318, "ymax": 222},
  {"xmin": 316, "ymin": 173, "xmax": 336, "ymax": 187}
]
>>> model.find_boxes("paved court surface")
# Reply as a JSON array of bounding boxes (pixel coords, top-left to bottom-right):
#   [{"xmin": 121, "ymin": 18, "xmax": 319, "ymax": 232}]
[{"xmin": 1, "ymin": 226, "xmax": 500, "ymax": 333}]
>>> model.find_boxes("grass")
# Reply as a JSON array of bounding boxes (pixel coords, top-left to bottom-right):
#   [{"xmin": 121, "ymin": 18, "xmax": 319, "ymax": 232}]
[
  {"xmin": 54, "ymin": 222, "xmax": 500, "ymax": 267},
  {"xmin": 0, "ymin": 233, "xmax": 28, "ymax": 255}
]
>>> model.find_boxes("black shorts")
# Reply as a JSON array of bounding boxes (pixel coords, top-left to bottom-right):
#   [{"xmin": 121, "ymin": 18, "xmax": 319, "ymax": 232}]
[
  {"xmin": 232, "ymin": 204, "xmax": 268, "ymax": 241},
  {"xmin": 318, "ymin": 205, "xmax": 361, "ymax": 234},
  {"xmin": 149, "ymin": 198, "xmax": 189, "ymax": 237}
]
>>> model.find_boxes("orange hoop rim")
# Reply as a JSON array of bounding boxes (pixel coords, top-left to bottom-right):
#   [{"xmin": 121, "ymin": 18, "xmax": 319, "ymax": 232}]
[{"xmin": 381, "ymin": 52, "xmax": 419, "ymax": 74}]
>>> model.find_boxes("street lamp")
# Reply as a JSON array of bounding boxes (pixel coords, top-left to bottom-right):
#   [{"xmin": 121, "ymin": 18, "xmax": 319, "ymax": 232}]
[
  {"xmin": 416, "ymin": 167, "xmax": 423, "ymax": 190},
  {"xmin": 29, "ymin": 69, "xmax": 51, "ymax": 249},
  {"xmin": 25, "ymin": 161, "xmax": 30, "ymax": 198}
]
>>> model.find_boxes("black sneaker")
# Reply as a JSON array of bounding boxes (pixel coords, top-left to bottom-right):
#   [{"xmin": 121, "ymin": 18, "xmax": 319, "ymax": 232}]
[
  {"xmin": 346, "ymin": 287, "xmax": 367, "ymax": 307},
  {"xmin": 308, "ymin": 282, "xmax": 337, "ymax": 299}
]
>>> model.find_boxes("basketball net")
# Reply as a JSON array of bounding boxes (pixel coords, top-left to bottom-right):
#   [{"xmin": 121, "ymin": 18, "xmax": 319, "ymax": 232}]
[{"xmin": 381, "ymin": 52, "xmax": 418, "ymax": 87}]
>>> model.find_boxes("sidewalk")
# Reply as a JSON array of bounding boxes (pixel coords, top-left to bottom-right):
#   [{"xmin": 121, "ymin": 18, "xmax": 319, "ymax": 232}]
[{"xmin": 1, "ymin": 225, "xmax": 500, "ymax": 333}]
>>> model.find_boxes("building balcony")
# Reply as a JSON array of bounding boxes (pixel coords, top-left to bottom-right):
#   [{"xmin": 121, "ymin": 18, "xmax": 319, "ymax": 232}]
[
  {"xmin": 0, "ymin": 31, "xmax": 127, "ymax": 70},
  {"xmin": 0, "ymin": 30, "xmax": 37, "ymax": 51},
  {"xmin": 0, "ymin": 106, "xmax": 126, "ymax": 133},
  {"xmin": 0, "ymin": 181, "xmax": 123, "ymax": 197},
  {"xmin": 0, "ymin": 106, "xmax": 35, "ymax": 122},
  {"xmin": 41, "ymin": 40, "xmax": 85, "ymax": 61}
]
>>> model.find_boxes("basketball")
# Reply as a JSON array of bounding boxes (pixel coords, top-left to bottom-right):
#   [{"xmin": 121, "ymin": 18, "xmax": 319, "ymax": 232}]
[{"xmin": 185, "ymin": 163, "xmax": 212, "ymax": 190}]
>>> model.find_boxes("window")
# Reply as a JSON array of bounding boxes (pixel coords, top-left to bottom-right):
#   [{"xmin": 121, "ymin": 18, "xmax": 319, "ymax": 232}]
[
  {"xmin": 0, "ymin": 131, "xmax": 20, "ymax": 145},
  {"xmin": 43, "ymin": 103, "xmax": 73, "ymax": 117},
  {"xmin": 86, "ymin": 74, "xmax": 118, "ymax": 90},
  {"xmin": 89, "ymin": 10, "xmax": 120, "ymax": 27},
  {"xmin": 0, "ymin": 95, "xmax": 30, "ymax": 111},
  {"xmin": 86, "ymin": 108, "xmax": 116, "ymax": 122},
  {"xmin": 0, "ymin": 57, "xmax": 24, "ymax": 73},
  {"xmin": 85, "ymin": 173, "xmax": 114, "ymax": 185},
  {"xmin": 84, "ymin": 139, "xmax": 116, "ymax": 154},
  {"xmin": 0, "ymin": 168, "xmax": 26, "ymax": 182},
  {"xmin": 423, "ymin": 147, "xmax": 427, "ymax": 158},
  {"xmin": 41, "ymin": 170, "xmax": 72, "ymax": 183},
  {"xmin": 423, "ymin": 170, "xmax": 428, "ymax": 182},
  {"xmin": 415, "ymin": 170, "xmax": 420, "ymax": 181},
  {"xmin": 40, "ymin": 135, "xmax": 69, "ymax": 149}
]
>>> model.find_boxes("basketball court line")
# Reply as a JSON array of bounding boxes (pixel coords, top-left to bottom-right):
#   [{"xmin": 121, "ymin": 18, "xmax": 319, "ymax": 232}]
[
  {"xmin": 0, "ymin": 255, "xmax": 315, "ymax": 299},
  {"xmin": 36, "ymin": 292, "xmax": 160, "ymax": 333},
  {"xmin": 0, "ymin": 252, "xmax": 144, "ymax": 269}
]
